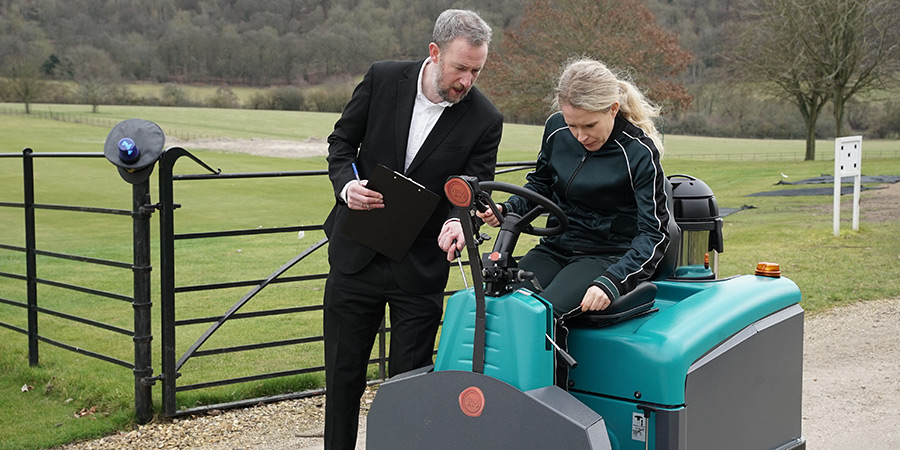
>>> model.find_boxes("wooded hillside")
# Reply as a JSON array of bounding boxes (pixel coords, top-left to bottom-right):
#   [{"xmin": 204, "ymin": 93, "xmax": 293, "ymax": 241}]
[
  {"xmin": 0, "ymin": 0, "xmax": 732, "ymax": 85},
  {"xmin": 1, "ymin": 0, "xmax": 898, "ymax": 143}
]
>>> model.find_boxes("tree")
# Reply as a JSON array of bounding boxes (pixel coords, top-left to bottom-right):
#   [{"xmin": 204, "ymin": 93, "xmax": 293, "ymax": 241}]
[
  {"xmin": 0, "ymin": 11, "xmax": 53, "ymax": 113},
  {"xmin": 730, "ymin": 0, "xmax": 900, "ymax": 160},
  {"xmin": 1, "ymin": 53, "xmax": 47, "ymax": 114},
  {"xmin": 728, "ymin": 0, "xmax": 831, "ymax": 160},
  {"xmin": 799, "ymin": 0, "xmax": 900, "ymax": 138},
  {"xmin": 241, "ymin": 26, "xmax": 282, "ymax": 85},
  {"xmin": 480, "ymin": 0, "xmax": 694, "ymax": 124},
  {"xmin": 66, "ymin": 45, "xmax": 122, "ymax": 113},
  {"xmin": 157, "ymin": 12, "xmax": 212, "ymax": 83}
]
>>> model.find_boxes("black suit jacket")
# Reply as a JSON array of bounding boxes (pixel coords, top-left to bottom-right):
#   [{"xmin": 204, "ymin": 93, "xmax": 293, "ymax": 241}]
[{"xmin": 324, "ymin": 59, "xmax": 503, "ymax": 294}]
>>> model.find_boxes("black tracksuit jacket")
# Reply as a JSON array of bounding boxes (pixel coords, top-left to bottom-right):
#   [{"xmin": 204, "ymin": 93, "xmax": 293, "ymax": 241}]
[{"xmin": 505, "ymin": 112, "xmax": 671, "ymax": 301}]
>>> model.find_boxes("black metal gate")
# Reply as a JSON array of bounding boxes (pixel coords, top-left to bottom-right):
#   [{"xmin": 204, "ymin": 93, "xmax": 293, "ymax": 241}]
[
  {"xmin": 155, "ymin": 147, "xmax": 352, "ymax": 418},
  {"xmin": 1, "ymin": 142, "xmax": 534, "ymax": 423},
  {"xmin": 0, "ymin": 147, "xmax": 371, "ymax": 422},
  {"xmin": 0, "ymin": 149, "xmax": 154, "ymax": 423}
]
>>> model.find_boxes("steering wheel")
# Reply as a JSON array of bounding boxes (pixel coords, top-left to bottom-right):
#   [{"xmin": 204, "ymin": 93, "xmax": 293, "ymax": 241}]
[{"xmin": 479, "ymin": 181, "xmax": 568, "ymax": 237}]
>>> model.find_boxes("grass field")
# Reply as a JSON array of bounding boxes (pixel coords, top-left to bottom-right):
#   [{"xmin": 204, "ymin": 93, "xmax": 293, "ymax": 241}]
[
  {"xmin": 124, "ymin": 82, "xmax": 268, "ymax": 104},
  {"xmin": 1, "ymin": 103, "xmax": 899, "ymax": 449},
  {"xmin": 33, "ymin": 81, "xmax": 326, "ymax": 108}
]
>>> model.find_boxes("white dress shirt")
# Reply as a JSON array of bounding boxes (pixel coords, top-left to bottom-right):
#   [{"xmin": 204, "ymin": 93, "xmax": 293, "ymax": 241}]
[
  {"xmin": 405, "ymin": 59, "xmax": 451, "ymax": 172},
  {"xmin": 342, "ymin": 59, "xmax": 450, "ymax": 203}
]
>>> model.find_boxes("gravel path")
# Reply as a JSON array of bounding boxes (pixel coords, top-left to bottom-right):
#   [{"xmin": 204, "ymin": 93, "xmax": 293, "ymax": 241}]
[
  {"xmin": 57, "ymin": 296, "xmax": 900, "ymax": 450},
  {"xmin": 802, "ymin": 297, "xmax": 900, "ymax": 449}
]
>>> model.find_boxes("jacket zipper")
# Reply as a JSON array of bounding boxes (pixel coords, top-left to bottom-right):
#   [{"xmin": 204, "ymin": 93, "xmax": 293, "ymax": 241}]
[{"xmin": 564, "ymin": 151, "xmax": 589, "ymax": 200}]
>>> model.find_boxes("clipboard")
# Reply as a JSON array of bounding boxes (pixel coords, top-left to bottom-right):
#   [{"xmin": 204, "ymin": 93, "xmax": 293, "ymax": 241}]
[{"xmin": 341, "ymin": 164, "xmax": 440, "ymax": 262}]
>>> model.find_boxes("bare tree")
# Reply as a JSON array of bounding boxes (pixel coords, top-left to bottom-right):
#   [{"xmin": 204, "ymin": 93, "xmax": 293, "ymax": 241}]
[
  {"xmin": 730, "ymin": 0, "xmax": 900, "ymax": 160},
  {"xmin": 1, "ymin": 53, "xmax": 47, "ymax": 114},
  {"xmin": 729, "ymin": 0, "xmax": 831, "ymax": 160},
  {"xmin": 66, "ymin": 45, "xmax": 122, "ymax": 113},
  {"xmin": 798, "ymin": 0, "xmax": 900, "ymax": 137},
  {"xmin": 0, "ymin": 12, "xmax": 52, "ymax": 114}
]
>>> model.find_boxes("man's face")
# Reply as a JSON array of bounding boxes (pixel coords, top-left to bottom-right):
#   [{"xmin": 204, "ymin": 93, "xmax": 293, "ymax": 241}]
[{"xmin": 430, "ymin": 38, "xmax": 488, "ymax": 104}]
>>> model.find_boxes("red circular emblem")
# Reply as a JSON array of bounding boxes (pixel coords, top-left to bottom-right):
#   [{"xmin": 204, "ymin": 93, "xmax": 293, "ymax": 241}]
[
  {"xmin": 444, "ymin": 178, "xmax": 473, "ymax": 208},
  {"xmin": 458, "ymin": 386, "xmax": 485, "ymax": 417}
]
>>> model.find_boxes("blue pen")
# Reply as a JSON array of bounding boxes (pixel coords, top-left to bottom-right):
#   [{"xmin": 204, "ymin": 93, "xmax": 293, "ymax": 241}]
[{"xmin": 351, "ymin": 163, "xmax": 361, "ymax": 182}]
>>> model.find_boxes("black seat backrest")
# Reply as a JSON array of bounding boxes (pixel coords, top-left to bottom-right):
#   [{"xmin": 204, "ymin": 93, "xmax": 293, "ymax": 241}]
[{"xmin": 651, "ymin": 179, "xmax": 681, "ymax": 281}]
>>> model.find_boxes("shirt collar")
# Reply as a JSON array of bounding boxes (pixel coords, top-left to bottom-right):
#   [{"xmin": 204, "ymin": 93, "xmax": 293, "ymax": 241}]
[{"xmin": 417, "ymin": 59, "xmax": 452, "ymax": 108}]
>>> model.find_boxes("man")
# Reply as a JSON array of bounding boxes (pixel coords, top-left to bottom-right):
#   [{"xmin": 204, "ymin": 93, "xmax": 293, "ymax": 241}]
[{"xmin": 321, "ymin": 9, "xmax": 503, "ymax": 449}]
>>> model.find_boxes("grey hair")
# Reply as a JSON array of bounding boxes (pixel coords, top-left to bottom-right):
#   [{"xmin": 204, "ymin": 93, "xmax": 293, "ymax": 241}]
[{"xmin": 432, "ymin": 9, "xmax": 492, "ymax": 48}]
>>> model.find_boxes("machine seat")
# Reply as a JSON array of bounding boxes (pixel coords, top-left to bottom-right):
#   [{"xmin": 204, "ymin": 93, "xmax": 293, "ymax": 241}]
[{"xmin": 564, "ymin": 282, "xmax": 658, "ymax": 327}]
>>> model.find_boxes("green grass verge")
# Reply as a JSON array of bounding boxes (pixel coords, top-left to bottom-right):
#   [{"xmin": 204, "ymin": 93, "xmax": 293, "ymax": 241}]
[
  {"xmin": 0, "ymin": 342, "xmax": 136, "ymax": 450},
  {"xmin": 124, "ymin": 82, "xmax": 267, "ymax": 104},
  {"xmin": 1, "ymin": 103, "xmax": 899, "ymax": 448},
  {"xmin": 0, "ymin": 102, "xmax": 340, "ymax": 142}
]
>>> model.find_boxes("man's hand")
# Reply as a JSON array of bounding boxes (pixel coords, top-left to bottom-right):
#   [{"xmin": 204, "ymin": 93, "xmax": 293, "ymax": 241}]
[
  {"xmin": 438, "ymin": 220, "xmax": 465, "ymax": 262},
  {"xmin": 580, "ymin": 285, "xmax": 611, "ymax": 312},
  {"xmin": 346, "ymin": 180, "xmax": 384, "ymax": 211}
]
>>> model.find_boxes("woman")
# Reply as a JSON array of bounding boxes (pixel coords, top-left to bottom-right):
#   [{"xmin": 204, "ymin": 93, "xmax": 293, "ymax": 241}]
[{"xmin": 481, "ymin": 58, "xmax": 670, "ymax": 316}]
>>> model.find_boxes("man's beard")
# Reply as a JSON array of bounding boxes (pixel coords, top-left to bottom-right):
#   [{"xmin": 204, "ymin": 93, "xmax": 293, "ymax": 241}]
[{"xmin": 432, "ymin": 58, "xmax": 471, "ymax": 104}]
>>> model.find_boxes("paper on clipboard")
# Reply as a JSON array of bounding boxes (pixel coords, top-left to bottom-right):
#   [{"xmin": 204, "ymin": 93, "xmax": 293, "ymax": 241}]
[{"xmin": 341, "ymin": 164, "xmax": 440, "ymax": 262}]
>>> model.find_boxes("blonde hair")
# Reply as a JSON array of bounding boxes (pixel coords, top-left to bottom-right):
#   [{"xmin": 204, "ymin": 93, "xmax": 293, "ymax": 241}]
[{"xmin": 552, "ymin": 58, "xmax": 664, "ymax": 154}]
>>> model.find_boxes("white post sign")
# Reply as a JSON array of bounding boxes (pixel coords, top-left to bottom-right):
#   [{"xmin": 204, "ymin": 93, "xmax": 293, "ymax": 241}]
[{"xmin": 833, "ymin": 136, "xmax": 862, "ymax": 236}]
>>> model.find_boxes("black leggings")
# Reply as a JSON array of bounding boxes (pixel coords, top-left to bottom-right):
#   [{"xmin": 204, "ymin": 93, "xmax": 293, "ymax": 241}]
[{"xmin": 514, "ymin": 244, "xmax": 621, "ymax": 316}]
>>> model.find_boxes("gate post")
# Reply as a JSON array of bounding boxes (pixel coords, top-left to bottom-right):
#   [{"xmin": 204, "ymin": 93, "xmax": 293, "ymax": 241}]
[
  {"xmin": 23, "ymin": 149, "xmax": 38, "ymax": 366},
  {"xmin": 132, "ymin": 179, "xmax": 154, "ymax": 424},
  {"xmin": 157, "ymin": 147, "xmax": 179, "ymax": 417},
  {"xmin": 103, "ymin": 119, "xmax": 167, "ymax": 423}
]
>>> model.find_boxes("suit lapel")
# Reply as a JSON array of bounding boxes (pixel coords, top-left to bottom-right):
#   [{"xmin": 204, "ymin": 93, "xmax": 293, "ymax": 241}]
[
  {"xmin": 405, "ymin": 98, "xmax": 469, "ymax": 175},
  {"xmin": 395, "ymin": 61, "xmax": 420, "ymax": 171}
]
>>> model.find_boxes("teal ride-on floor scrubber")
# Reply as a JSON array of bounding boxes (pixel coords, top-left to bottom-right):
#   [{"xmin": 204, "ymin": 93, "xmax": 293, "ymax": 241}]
[{"xmin": 366, "ymin": 175, "xmax": 806, "ymax": 449}]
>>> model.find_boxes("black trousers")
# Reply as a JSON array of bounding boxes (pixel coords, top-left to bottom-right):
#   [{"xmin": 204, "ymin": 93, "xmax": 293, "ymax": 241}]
[
  {"xmin": 515, "ymin": 244, "xmax": 621, "ymax": 316},
  {"xmin": 322, "ymin": 254, "xmax": 443, "ymax": 450}
]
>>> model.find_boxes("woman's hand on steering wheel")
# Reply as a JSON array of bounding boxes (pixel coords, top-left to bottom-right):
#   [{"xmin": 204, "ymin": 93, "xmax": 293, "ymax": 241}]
[
  {"xmin": 477, "ymin": 181, "xmax": 567, "ymax": 237},
  {"xmin": 477, "ymin": 204, "xmax": 503, "ymax": 227}
]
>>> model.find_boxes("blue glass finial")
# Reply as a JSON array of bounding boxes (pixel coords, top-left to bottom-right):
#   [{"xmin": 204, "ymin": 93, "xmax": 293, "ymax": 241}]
[{"xmin": 118, "ymin": 137, "xmax": 140, "ymax": 164}]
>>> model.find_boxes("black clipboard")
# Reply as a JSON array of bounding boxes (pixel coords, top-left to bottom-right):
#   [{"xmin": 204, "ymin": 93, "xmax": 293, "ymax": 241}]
[{"xmin": 341, "ymin": 164, "xmax": 440, "ymax": 262}]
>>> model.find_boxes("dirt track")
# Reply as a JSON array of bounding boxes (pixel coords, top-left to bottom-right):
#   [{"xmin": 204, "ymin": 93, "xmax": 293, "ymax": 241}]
[{"xmin": 802, "ymin": 297, "xmax": 900, "ymax": 449}]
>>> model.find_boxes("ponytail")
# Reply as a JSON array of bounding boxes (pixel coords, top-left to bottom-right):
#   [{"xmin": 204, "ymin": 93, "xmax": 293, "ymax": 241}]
[{"xmin": 617, "ymin": 79, "xmax": 664, "ymax": 154}]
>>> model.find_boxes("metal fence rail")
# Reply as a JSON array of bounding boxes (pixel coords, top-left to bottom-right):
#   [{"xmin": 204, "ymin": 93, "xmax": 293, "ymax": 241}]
[
  {"xmin": 669, "ymin": 149, "xmax": 900, "ymax": 161},
  {"xmin": 0, "ymin": 147, "xmax": 537, "ymax": 423},
  {"xmin": 0, "ymin": 149, "xmax": 153, "ymax": 422}
]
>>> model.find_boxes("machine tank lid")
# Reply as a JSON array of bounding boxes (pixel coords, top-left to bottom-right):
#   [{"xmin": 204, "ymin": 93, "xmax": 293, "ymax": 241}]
[{"xmin": 668, "ymin": 174, "xmax": 715, "ymax": 199}]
